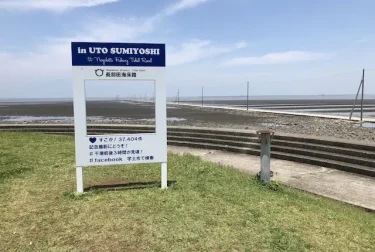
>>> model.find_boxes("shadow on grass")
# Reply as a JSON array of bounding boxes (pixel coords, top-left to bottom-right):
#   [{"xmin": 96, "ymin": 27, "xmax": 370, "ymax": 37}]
[{"xmin": 85, "ymin": 180, "xmax": 177, "ymax": 192}]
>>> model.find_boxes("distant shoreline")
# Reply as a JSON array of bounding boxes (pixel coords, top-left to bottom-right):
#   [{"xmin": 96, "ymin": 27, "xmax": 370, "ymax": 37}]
[{"xmin": 1, "ymin": 94, "xmax": 375, "ymax": 103}]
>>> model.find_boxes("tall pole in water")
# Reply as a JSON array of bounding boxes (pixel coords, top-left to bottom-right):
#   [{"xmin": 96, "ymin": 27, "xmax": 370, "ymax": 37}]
[
  {"xmin": 349, "ymin": 71, "xmax": 364, "ymax": 120},
  {"xmin": 201, "ymin": 86, "xmax": 204, "ymax": 107},
  {"xmin": 177, "ymin": 89, "xmax": 180, "ymax": 105},
  {"xmin": 361, "ymin": 69, "xmax": 365, "ymax": 124},
  {"xmin": 247, "ymin": 81, "xmax": 249, "ymax": 111}
]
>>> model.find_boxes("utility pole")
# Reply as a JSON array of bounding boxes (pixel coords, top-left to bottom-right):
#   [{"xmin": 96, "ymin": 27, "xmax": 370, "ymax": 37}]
[
  {"xmin": 201, "ymin": 86, "xmax": 204, "ymax": 107},
  {"xmin": 349, "ymin": 69, "xmax": 365, "ymax": 120},
  {"xmin": 247, "ymin": 81, "xmax": 249, "ymax": 111},
  {"xmin": 177, "ymin": 89, "xmax": 180, "ymax": 105},
  {"xmin": 361, "ymin": 69, "xmax": 365, "ymax": 124}
]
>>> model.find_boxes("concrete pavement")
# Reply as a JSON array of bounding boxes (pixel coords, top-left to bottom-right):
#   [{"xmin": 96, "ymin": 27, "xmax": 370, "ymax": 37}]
[{"xmin": 168, "ymin": 146, "xmax": 375, "ymax": 211}]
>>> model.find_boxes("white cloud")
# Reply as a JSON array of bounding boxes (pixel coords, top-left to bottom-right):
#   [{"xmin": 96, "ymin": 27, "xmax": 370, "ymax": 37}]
[
  {"xmin": 0, "ymin": 0, "xmax": 215, "ymax": 92},
  {"xmin": 76, "ymin": 17, "xmax": 155, "ymax": 42},
  {"xmin": 168, "ymin": 40, "xmax": 247, "ymax": 66},
  {"xmin": 57, "ymin": 0, "xmax": 211, "ymax": 43},
  {"xmin": 0, "ymin": 0, "xmax": 119, "ymax": 12},
  {"xmin": 0, "ymin": 0, "xmax": 249, "ymax": 98},
  {"xmin": 234, "ymin": 41, "xmax": 247, "ymax": 49},
  {"xmin": 223, "ymin": 51, "xmax": 328, "ymax": 66},
  {"xmin": 356, "ymin": 37, "xmax": 370, "ymax": 44},
  {"xmin": 163, "ymin": 0, "xmax": 210, "ymax": 16}
]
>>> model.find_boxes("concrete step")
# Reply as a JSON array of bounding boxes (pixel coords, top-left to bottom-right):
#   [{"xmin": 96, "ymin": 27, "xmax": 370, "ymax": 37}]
[
  {"xmin": 0, "ymin": 124, "xmax": 154, "ymax": 131},
  {"xmin": 272, "ymin": 145, "xmax": 375, "ymax": 168},
  {"xmin": 272, "ymin": 139, "xmax": 375, "ymax": 159},
  {"xmin": 167, "ymin": 140, "xmax": 258, "ymax": 155},
  {"xmin": 170, "ymin": 132, "xmax": 375, "ymax": 159},
  {"xmin": 170, "ymin": 127, "xmax": 375, "ymax": 153},
  {"xmin": 4, "ymin": 125, "xmax": 375, "ymax": 177},
  {"xmin": 10, "ymin": 124, "xmax": 374, "ymax": 152},
  {"xmin": 167, "ymin": 127, "xmax": 256, "ymax": 138},
  {"xmin": 271, "ymin": 152, "xmax": 375, "ymax": 177},
  {"xmin": 273, "ymin": 135, "xmax": 375, "ymax": 152},
  {"xmin": 33, "ymin": 128, "xmax": 258, "ymax": 144},
  {"xmin": 0, "ymin": 128, "xmax": 154, "ymax": 134},
  {"xmin": 168, "ymin": 135, "xmax": 375, "ymax": 168},
  {"xmin": 167, "ymin": 134, "xmax": 375, "ymax": 163},
  {"xmin": 168, "ymin": 140, "xmax": 375, "ymax": 177},
  {"xmin": 169, "ymin": 131, "xmax": 259, "ymax": 143},
  {"xmin": 10, "ymin": 128, "xmax": 375, "ymax": 163},
  {"xmin": 167, "ymin": 136, "xmax": 260, "ymax": 149}
]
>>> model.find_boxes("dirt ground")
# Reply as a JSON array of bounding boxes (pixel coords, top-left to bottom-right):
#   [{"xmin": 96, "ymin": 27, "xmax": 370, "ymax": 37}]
[{"xmin": 0, "ymin": 101, "xmax": 374, "ymax": 143}]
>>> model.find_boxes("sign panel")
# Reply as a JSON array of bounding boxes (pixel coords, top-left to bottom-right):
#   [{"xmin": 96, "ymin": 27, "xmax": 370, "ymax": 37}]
[
  {"xmin": 71, "ymin": 42, "xmax": 167, "ymax": 192},
  {"xmin": 71, "ymin": 42, "xmax": 165, "ymax": 67}
]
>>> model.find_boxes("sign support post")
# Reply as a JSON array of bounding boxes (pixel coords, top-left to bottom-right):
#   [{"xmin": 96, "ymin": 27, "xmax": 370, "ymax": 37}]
[
  {"xmin": 71, "ymin": 42, "xmax": 167, "ymax": 193},
  {"xmin": 76, "ymin": 166, "xmax": 84, "ymax": 193},
  {"xmin": 161, "ymin": 162, "xmax": 167, "ymax": 189}
]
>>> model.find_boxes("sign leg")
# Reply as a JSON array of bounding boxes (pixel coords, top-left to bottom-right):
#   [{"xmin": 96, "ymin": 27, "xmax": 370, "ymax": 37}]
[
  {"xmin": 76, "ymin": 166, "xmax": 84, "ymax": 193},
  {"xmin": 161, "ymin": 162, "xmax": 167, "ymax": 189}
]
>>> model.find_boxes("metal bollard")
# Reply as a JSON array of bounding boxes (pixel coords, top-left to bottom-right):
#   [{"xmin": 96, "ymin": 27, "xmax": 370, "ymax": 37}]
[{"xmin": 256, "ymin": 130, "xmax": 275, "ymax": 183}]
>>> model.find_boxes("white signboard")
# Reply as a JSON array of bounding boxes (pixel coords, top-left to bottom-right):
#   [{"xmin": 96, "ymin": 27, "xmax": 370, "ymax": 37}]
[{"xmin": 71, "ymin": 42, "xmax": 167, "ymax": 193}]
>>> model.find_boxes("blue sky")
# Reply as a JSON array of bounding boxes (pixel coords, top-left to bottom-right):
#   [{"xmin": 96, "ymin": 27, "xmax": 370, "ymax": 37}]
[{"xmin": 0, "ymin": 0, "xmax": 374, "ymax": 98}]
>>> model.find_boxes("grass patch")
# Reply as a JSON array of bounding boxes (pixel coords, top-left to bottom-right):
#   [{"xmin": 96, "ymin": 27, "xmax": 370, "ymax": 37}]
[{"xmin": 1, "ymin": 132, "xmax": 375, "ymax": 251}]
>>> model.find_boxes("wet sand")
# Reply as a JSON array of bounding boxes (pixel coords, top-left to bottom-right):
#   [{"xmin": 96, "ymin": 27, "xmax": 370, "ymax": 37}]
[
  {"xmin": 186, "ymin": 98, "xmax": 375, "ymax": 106},
  {"xmin": 0, "ymin": 100, "xmax": 375, "ymax": 143},
  {"xmin": 186, "ymin": 99, "xmax": 375, "ymax": 118},
  {"xmin": 0, "ymin": 101, "xmax": 269, "ymax": 125}
]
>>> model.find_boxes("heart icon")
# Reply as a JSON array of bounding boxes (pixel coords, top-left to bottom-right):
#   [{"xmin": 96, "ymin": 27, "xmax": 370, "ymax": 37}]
[{"xmin": 89, "ymin": 137, "xmax": 97, "ymax": 143}]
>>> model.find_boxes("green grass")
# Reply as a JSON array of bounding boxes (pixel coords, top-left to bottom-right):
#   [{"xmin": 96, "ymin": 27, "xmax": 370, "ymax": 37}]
[{"xmin": 1, "ymin": 132, "xmax": 375, "ymax": 251}]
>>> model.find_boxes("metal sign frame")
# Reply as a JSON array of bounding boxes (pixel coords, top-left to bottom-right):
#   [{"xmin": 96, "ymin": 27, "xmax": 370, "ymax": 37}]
[{"xmin": 71, "ymin": 42, "xmax": 167, "ymax": 193}]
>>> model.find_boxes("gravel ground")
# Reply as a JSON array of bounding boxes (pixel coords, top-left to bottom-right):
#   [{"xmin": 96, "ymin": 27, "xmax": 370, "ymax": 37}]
[
  {"xmin": 0, "ymin": 101, "xmax": 374, "ymax": 143},
  {"xmin": 179, "ymin": 106, "xmax": 375, "ymax": 143}
]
